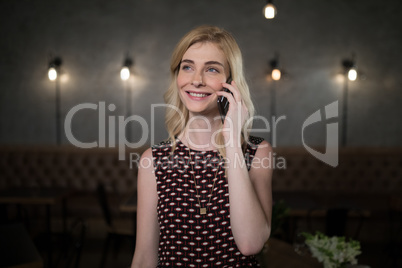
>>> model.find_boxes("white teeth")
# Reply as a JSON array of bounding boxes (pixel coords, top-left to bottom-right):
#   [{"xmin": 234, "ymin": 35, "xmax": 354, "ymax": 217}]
[{"xmin": 189, "ymin": 92, "xmax": 208, "ymax": 97}]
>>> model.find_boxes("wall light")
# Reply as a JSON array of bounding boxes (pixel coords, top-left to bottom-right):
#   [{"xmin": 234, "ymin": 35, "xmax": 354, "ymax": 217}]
[
  {"xmin": 348, "ymin": 67, "xmax": 357, "ymax": 81},
  {"xmin": 342, "ymin": 57, "xmax": 357, "ymax": 82},
  {"xmin": 269, "ymin": 57, "xmax": 281, "ymax": 81},
  {"xmin": 272, "ymin": 68, "xmax": 281, "ymax": 81},
  {"xmin": 121, "ymin": 55, "xmax": 134, "ymax": 141},
  {"xmin": 48, "ymin": 57, "xmax": 62, "ymax": 81},
  {"xmin": 263, "ymin": 0, "xmax": 277, "ymax": 19},
  {"xmin": 268, "ymin": 54, "xmax": 283, "ymax": 145},
  {"xmin": 120, "ymin": 67, "xmax": 130, "ymax": 81},
  {"xmin": 48, "ymin": 67, "xmax": 57, "ymax": 81},
  {"xmin": 48, "ymin": 56, "xmax": 63, "ymax": 145},
  {"xmin": 340, "ymin": 55, "xmax": 358, "ymax": 146},
  {"xmin": 120, "ymin": 57, "xmax": 133, "ymax": 81}
]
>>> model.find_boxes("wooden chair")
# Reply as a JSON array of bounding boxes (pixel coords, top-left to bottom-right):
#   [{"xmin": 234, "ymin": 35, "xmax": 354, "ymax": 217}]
[
  {"xmin": 305, "ymin": 207, "xmax": 369, "ymax": 239},
  {"xmin": 388, "ymin": 196, "xmax": 402, "ymax": 267},
  {"xmin": 96, "ymin": 183, "xmax": 135, "ymax": 268},
  {"xmin": 55, "ymin": 218, "xmax": 86, "ymax": 268},
  {"xmin": 0, "ymin": 222, "xmax": 43, "ymax": 268}
]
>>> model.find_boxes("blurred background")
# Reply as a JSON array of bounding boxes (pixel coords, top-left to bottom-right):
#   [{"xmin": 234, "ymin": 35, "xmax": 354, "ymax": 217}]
[
  {"xmin": 0, "ymin": 0, "xmax": 401, "ymax": 146},
  {"xmin": 0, "ymin": 0, "xmax": 401, "ymax": 268}
]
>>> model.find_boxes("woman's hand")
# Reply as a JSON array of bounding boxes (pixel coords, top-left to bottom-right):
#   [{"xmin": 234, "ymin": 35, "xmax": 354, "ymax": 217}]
[{"xmin": 215, "ymin": 80, "xmax": 249, "ymax": 147}]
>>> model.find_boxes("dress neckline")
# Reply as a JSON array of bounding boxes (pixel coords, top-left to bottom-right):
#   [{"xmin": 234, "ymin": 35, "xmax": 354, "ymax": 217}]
[{"xmin": 176, "ymin": 138, "xmax": 219, "ymax": 153}]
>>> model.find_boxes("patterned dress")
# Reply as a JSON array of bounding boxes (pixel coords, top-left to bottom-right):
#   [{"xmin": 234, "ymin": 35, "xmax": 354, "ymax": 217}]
[{"xmin": 152, "ymin": 136, "xmax": 264, "ymax": 267}]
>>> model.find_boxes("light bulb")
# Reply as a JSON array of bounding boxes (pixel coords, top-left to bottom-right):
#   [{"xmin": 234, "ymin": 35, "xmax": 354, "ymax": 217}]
[
  {"xmin": 272, "ymin": 69, "xmax": 281, "ymax": 80},
  {"xmin": 48, "ymin": 67, "xmax": 57, "ymax": 81},
  {"xmin": 348, "ymin": 68, "xmax": 357, "ymax": 81},
  {"xmin": 264, "ymin": 3, "xmax": 276, "ymax": 19},
  {"xmin": 120, "ymin": 67, "xmax": 130, "ymax": 81}
]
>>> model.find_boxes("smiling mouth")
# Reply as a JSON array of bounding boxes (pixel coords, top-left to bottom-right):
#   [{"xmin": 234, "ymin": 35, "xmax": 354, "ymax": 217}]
[{"xmin": 187, "ymin": 91, "xmax": 211, "ymax": 98}]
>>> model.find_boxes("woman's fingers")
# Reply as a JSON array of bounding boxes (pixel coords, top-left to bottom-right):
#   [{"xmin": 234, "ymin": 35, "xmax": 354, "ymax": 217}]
[{"xmin": 222, "ymin": 80, "xmax": 241, "ymax": 102}]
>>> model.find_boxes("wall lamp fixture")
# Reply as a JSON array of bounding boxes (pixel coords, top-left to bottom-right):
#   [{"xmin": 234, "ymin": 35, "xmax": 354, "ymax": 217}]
[
  {"xmin": 120, "ymin": 57, "xmax": 133, "ymax": 81},
  {"xmin": 269, "ymin": 56, "xmax": 281, "ymax": 81},
  {"xmin": 342, "ymin": 58, "xmax": 357, "ymax": 82},
  {"xmin": 263, "ymin": 0, "xmax": 277, "ymax": 19},
  {"xmin": 48, "ymin": 56, "xmax": 63, "ymax": 145},
  {"xmin": 48, "ymin": 57, "xmax": 62, "ymax": 81},
  {"xmin": 268, "ymin": 54, "xmax": 283, "ymax": 145},
  {"xmin": 120, "ymin": 55, "xmax": 134, "ymax": 141},
  {"xmin": 340, "ymin": 54, "xmax": 358, "ymax": 146}
]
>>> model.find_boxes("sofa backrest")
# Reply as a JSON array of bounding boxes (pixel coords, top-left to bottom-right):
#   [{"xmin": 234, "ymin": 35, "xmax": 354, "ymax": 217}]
[
  {"xmin": 0, "ymin": 146, "xmax": 146, "ymax": 193},
  {"xmin": 273, "ymin": 147, "xmax": 402, "ymax": 193},
  {"xmin": 1, "ymin": 146, "xmax": 401, "ymax": 194}
]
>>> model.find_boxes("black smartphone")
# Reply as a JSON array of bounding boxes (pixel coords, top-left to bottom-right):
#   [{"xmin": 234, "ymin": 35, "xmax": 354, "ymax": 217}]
[{"xmin": 217, "ymin": 78, "xmax": 233, "ymax": 123}]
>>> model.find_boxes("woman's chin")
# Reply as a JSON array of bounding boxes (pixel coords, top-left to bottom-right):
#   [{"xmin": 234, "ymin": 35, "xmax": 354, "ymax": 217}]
[{"xmin": 188, "ymin": 109, "xmax": 220, "ymax": 119}]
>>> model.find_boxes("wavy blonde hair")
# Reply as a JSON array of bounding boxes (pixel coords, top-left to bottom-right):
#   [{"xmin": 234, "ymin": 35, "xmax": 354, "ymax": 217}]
[{"xmin": 164, "ymin": 25, "xmax": 255, "ymax": 157}]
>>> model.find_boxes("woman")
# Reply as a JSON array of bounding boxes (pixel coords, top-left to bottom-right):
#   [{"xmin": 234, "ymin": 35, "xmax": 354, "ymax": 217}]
[{"xmin": 131, "ymin": 25, "xmax": 273, "ymax": 267}]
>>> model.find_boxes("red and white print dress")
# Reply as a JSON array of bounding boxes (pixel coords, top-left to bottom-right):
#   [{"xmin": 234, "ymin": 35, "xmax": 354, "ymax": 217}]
[{"xmin": 152, "ymin": 136, "xmax": 264, "ymax": 267}]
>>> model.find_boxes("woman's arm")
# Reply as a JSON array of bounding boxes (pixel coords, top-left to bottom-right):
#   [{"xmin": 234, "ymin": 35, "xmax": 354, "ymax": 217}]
[
  {"xmin": 130, "ymin": 148, "xmax": 160, "ymax": 268},
  {"xmin": 216, "ymin": 81, "xmax": 273, "ymax": 256},
  {"xmin": 225, "ymin": 140, "xmax": 273, "ymax": 256}
]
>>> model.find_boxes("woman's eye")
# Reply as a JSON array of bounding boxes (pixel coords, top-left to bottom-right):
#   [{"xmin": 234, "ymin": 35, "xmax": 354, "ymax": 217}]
[
  {"xmin": 207, "ymin": 67, "xmax": 219, "ymax": 73},
  {"xmin": 181, "ymin": 65, "xmax": 192, "ymax": 71}
]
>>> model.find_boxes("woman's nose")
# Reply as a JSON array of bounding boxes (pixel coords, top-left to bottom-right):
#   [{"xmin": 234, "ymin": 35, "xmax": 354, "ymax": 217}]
[{"xmin": 192, "ymin": 73, "xmax": 204, "ymax": 87}]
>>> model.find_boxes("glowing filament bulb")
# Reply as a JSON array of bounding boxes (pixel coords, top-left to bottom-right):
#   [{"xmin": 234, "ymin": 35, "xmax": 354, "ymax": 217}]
[
  {"xmin": 272, "ymin": 69, "xmax": 281, "ymax": 80},
  {"xmin": 348, "ymin": 68, "xmax": 357, "ymax": 81},
  {"xmin": 264, "ymin": 3, "xmax": 276, "ymax": 19},
  {"xmin": 120, "ymin": 67, "xmax": 130, "ymax": 81},
  {"xmin": 48, "ymin": 67, "xmax": 57, "ymax": 81}
]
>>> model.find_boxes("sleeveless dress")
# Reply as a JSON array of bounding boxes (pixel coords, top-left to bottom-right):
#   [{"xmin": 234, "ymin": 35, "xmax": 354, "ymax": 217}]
[{"xmin": 152, "ymin": 136, "xmax": 264, "ymax": 267}]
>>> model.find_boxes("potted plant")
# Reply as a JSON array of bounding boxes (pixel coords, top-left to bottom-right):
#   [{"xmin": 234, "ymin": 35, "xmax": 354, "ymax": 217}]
[{"xmin": 301, "ymin": 231, "xmax": 362, "ymax": 268}]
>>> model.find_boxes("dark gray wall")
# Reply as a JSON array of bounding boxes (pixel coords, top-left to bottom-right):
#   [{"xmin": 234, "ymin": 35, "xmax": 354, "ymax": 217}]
[{"xmin": 1, "ymin": 0, "xmax": 401, "ymax": 148}]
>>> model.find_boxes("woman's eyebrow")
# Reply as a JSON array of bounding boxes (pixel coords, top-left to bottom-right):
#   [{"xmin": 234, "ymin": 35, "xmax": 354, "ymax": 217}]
[
  {"xmin": 181, "ymin": 59, "xmax": 224, "ymax": 67},
  {"xmin": 181, "ymin": 59, "xmax": 194, "ymax": 64},
  {"xmin": 205, "ymin": 61, "xmax": 225, "ymax": 67}
]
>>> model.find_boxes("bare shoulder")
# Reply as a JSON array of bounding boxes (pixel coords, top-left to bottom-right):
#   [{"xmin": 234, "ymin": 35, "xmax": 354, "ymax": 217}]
[
  {"xmin": 141, "ymin": 147, "xmax": 153, "ymax": 159},
  {"xmin": 255, "ymin": 140, "xmax": 273, "ymax": 158},
  {"xmin": 138, "ymin": 147, "xmax": 155, "ymax": 176},
  {"xmin": 140, "ymin": 147, "xmax": 154, "ymax": 164},
  {"xmin": 250, "ymin": 140, "xmax": 274, "ymax": 177}
]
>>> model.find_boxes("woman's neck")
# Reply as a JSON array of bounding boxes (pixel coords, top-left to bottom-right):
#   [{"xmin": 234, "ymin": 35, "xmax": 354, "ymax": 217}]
[{"xmin": 179, "ymin": 114, "xmax": 222, "ymax": 151}]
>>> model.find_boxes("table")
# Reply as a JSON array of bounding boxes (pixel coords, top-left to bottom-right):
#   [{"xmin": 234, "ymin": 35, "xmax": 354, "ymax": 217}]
[
  {"xmin": 0, "ymin": 223, "xmax": 43, "ymax": 268},
  {"xmin": 273, "ymin": 191, "xmax": 390, "ymax": 211},
  {"xmin": 260, "ymin": 237, "xmax": 321, "ymax": 268},
  {"xmin": 119, "ymin": 192, "xmax": 137, "ymax": 234},
  {"xmin": 0, "ymin": 187, "xmax": 74, "ymax": 268},
  {"xmin": 119, "ymin": 192, "xmax": 137, "ymax": 213},
  {"xmin": 272, "ymin": 192, "xmax": 390, "ymax": 240}
]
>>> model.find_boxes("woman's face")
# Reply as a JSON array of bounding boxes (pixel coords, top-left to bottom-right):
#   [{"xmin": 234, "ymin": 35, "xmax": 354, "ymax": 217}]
[{"xmin": 177, "ymin": 42, "xmax": 230, "ymax": 117}]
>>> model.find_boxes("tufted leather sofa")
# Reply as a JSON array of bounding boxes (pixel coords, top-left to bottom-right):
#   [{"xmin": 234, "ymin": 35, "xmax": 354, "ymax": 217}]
[
  {"xmin": 0, "ymin": 145, "xmax": 400, "ymax": 222},
  {"xmin": 0, "ymin": 145, "xmax": 146, "ymax": 220},
  {"xmin": 0, "ymin": 145, "xmax": 146, "ymax": 193},
  {"xmin": 272, "ymin": 146, "xmax": 402, "ymax": 242},
  {"xmin": 273, "ymin": 147, "xmax": 402, "ymax": 194}
]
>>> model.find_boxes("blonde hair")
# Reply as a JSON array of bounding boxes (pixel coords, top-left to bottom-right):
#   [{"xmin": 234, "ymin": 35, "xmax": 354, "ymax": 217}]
[{"xmin": 164, "ymin": 25, "xmax": 255, "ymax": 156}]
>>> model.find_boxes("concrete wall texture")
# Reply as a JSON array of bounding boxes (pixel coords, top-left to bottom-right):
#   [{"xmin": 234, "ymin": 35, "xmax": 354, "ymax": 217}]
[{"xmin": 0, "ymin": 0, "xmax": 401, "ymax": 148}]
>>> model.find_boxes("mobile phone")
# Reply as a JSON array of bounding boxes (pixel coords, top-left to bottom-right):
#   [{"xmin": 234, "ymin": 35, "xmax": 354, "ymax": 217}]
[{"xmin": 217, "ymin": 78, "xmax": 233, "ymax": 123}]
